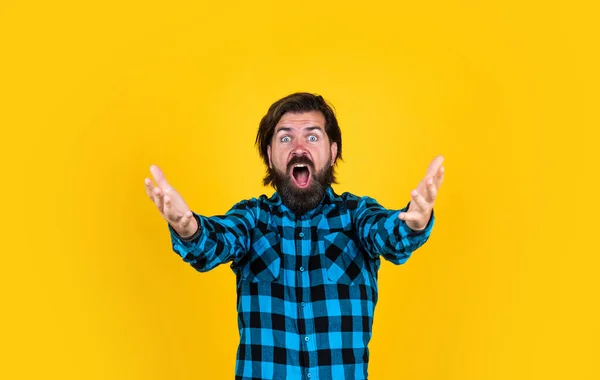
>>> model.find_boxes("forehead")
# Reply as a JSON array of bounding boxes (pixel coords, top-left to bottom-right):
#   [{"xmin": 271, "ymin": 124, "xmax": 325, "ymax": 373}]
[{"xmin": 275, "ymin": 111, "xmax": 326, "ymax": 131}]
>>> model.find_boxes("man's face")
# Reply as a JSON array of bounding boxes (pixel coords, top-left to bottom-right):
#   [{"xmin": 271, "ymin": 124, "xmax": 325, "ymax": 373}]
[{"xmin": 267, "ymin": 111, "xmax": 338, "ymax": 214}]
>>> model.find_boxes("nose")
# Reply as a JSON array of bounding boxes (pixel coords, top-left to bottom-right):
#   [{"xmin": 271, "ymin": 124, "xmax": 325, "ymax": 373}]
[{"xmin": 291, "ymin": 140, "xmax": 308, "ymax": 156}]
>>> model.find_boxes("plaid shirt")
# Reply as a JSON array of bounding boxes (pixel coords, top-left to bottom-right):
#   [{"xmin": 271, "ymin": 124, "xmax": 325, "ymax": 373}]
[{"xmin": 169, "ymin": 187, "xmax": 434, "ymax": 380}]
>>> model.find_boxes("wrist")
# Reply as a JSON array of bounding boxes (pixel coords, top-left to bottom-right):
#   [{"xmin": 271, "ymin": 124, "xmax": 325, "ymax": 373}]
[{"xmin": 173, "ymin": 214, "xmax": 201, "ymax": 241}]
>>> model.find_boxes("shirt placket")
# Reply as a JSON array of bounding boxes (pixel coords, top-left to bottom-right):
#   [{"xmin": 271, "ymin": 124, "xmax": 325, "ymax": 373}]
[{"xmin": 297, "ymin": 215, "xmax": 316, "ymax": 380}]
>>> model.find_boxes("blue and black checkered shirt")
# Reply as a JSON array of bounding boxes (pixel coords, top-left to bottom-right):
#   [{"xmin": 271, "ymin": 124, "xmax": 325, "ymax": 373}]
[{"xmin": 169, "ymin": 187, "xmax": 434, "ymax": 380}]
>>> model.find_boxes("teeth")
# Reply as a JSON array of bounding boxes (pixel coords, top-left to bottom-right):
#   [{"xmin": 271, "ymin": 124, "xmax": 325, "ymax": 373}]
[{"xmin": 294, "ymin": 164, "xmax": 307, "ymax": 168}]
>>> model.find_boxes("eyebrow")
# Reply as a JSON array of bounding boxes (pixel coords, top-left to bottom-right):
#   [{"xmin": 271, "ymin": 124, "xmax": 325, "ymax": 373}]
[{"xmin": 274, "ymin": 126, "xmax": 324, "ymax": 135}]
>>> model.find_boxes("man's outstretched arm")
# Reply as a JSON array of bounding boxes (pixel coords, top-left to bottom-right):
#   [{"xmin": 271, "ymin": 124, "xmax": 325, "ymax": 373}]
[
  {"xmin": 144, "ymin": 165, "xmax": 255, "ymax": 272},
  {"xmin": 353, "ymin": 156, "xmax": 445, "ymax": 264}
]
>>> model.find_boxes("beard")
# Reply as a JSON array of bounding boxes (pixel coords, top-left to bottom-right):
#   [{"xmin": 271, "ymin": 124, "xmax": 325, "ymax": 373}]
[{"xmin": 271, "ymin": 155, "xmax": 334, "ymax": 216}]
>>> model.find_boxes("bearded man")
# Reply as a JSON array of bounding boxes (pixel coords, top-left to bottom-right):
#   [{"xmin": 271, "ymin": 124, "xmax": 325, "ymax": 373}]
[{"xmin": 144, "ymin": 92, "xmax": 445, "ymax": 380}]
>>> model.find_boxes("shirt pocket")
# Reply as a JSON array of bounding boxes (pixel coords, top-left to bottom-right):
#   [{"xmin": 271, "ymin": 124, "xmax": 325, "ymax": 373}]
[
  {"xmin": 242, "ymin": 229, "xmax": 282, "ymax": 282},
  {"xmin": 323, "ymin": 231, "xmax": 365, "ymax": 286}
]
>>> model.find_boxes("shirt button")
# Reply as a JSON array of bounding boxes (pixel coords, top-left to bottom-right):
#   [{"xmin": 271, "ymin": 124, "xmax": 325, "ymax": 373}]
[
  {"xmin": 299, "ymin": 266, "xmax": 305, "ymax": 272},
  {"xmin": 299, "ymin": 232, "xmax": 305, "ymax": 237},
  {"xmin": 307, "ymin": 373, "xmax": 311, "ymax": 378},
  {"xmin": 301, "ymin": 302, "xmax": 305, "ymax": 307},
  {"xmin": 305, "ymin": 336, "xmax": 309, "ymax": 342}
]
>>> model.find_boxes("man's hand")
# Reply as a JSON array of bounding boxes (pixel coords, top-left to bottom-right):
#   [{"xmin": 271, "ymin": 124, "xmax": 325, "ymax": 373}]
[
  {"xmin": 144, "ymin": 165, "xmax": 198, "ymax": 238},
  {"xmin": 398, "ymin": 155, "xmax": 445, "ymax": 231}
]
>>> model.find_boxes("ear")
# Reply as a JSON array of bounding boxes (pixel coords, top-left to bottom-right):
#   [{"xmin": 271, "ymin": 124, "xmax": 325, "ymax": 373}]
[
  {"xmin": 267, "ymin": 145, "xmax": 273, "ymax": 169},
  {"xmin": 330, "ymin": 142, "xmax": 338, "ymax": 166}
]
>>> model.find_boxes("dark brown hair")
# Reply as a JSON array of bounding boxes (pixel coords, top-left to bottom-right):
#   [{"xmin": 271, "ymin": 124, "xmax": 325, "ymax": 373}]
[{"xmin": 255, "ymin": 92, "xmax": 342, "ymax": 187}]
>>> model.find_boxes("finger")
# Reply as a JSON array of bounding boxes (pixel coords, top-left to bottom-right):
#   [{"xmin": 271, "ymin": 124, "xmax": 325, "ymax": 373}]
[
  {"xmin": 411, "ymin": 188, "xmax": 431, "ymax": 211},
  {"xmin": 434, "ymin": 166, "xmax": 445, "ymax": 189},
  {"xmin": 164, "ymin": 195, "xmax": 176, "ymax": 221},
  {"xmin": 163, "ymin": 195, "xmax": 176, "ymax": 222},
  {"xmin": 150, "ymin": 164, "xmax": 173, "ymax": 191},
  {"xmin": 424, "ymin": 178, "xmax": 438, "ymax": 203},
  {"xmin": 398, "ymin": 211, "xmax": 424, "ymax": 222},
  {"xmin": 180, "ymin": 210, "xmax": 194, "ymax": 228},
  {"xmin": 154, "ymin": 186, "xmax": 164, "ymax": 211},
  {"xmin": 425, "ymin": 155, "xmax": 444, "ymax": 178},
  {"xmin": 147, "ymin": 181, "xmax": 161, "ymax": 205},
  {"xmin": 178, "ymin": 211, "xmax": 198, "ymax": 238},
  {"xmin": 144, "ymin": 178, "xmax": 154, "ymax": 199}
]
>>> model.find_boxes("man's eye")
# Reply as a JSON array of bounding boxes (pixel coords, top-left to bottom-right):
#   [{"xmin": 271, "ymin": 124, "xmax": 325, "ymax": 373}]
[
  {"xmin": 308, "ymin": 135, "xmax": 318, "ymax": 142},
  {"xmin": 281, "ymin": 136, "xmax": 291, "ymax": 143}
]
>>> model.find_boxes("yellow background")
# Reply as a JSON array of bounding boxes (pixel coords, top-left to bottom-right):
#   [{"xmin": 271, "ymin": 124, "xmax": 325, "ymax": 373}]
[{"xmin": 2, "ymin": 0, "xmax": 599, "ymax": 379}]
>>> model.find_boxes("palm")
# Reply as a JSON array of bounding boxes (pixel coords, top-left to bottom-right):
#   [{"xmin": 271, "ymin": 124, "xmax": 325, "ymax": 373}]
[
  {"xmin": 400, "ymin": 156, "xmax": 445, "ymax": 231},
  {"xmin": 144, "ymin": 165, "xmax": 197, "ymax": 237}
]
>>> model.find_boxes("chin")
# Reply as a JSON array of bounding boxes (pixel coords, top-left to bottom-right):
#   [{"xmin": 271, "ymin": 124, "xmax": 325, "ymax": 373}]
[{"xmin": 273, "ymin": 165, "xmax": 332, "ymax": 215}]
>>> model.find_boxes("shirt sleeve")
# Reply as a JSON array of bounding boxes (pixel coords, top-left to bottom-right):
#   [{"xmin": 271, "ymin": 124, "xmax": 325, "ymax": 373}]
[
  {"xmin": 352, "ymin": 196, "xmax": 435, "ymax": 264},
  {"xmin": 168, "ymin": 199, "xmax": 257, "ymax": 272}
]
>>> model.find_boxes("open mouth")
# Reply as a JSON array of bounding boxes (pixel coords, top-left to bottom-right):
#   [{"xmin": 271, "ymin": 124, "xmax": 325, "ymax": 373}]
[{"xmin": 291, "ymin": 164, "xmax": 311, "ymax": 188}]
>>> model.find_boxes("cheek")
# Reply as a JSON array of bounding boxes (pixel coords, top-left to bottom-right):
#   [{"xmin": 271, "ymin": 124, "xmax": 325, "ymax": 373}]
[
  {"xmin": 316, "ymin": 146, "xmax": 331, "ymax": 162},
  {"xmin": 272, "ymin": 149, "xmax": 287, "ymax": 168}
]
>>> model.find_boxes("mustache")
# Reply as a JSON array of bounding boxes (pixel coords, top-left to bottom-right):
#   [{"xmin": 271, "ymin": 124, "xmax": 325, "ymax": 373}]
[{"xmin": 287, "ymin": 156, "xmax": 314, "ymax": 172}]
